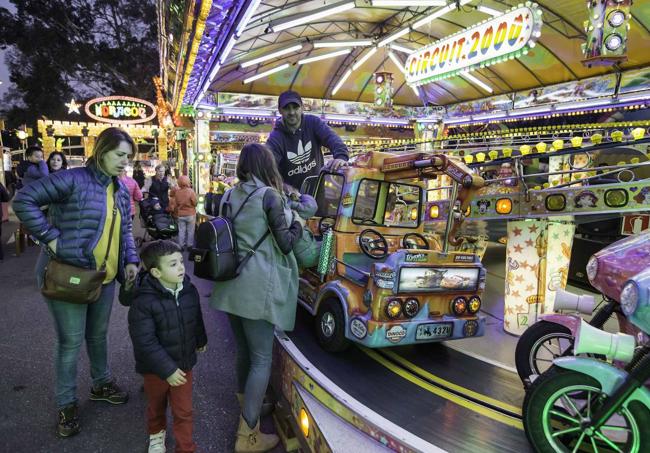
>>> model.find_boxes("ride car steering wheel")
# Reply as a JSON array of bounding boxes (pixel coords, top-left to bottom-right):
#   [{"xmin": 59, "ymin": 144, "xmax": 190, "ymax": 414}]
[
  {"xmin": 402, "ymin": 233, "xmax": 429, "ymax": 250},
  {"xmin": 359, "ymin": 229, "xmax": 388, "ymax": 260},
  {"xmin": 318, "ymin": 217, "xmax": 336, "ymax": 235}
]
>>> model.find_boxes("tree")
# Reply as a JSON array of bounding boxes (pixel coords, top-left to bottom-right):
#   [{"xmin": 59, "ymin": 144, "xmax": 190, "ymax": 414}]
[{"xmin": 0, "ymin": 0, "xmax": 159, "ymax": 128}]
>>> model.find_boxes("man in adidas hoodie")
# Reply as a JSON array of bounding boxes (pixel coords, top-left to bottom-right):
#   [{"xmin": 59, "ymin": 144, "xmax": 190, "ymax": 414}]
[{"xmin": 266, "ymin": 90, "xmax": 349, "ymax": 190}]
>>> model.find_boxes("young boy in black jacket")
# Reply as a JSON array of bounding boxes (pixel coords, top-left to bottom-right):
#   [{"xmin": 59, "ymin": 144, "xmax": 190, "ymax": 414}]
[{"xmin": 127, "ymin": 240, "xmax": 207, "ymax": 453}]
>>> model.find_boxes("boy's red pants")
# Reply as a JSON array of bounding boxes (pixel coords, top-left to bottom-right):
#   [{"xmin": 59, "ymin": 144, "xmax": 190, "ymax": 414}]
[{"xmin": 143, "ymin": 371, "xmax": 196, "ymax": 453}]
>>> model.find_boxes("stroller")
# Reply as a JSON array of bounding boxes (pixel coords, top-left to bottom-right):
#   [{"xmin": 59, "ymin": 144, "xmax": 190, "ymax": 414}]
[{"xmin": 138, "ymin": 196, "xmax": 178, "ymax": 243}]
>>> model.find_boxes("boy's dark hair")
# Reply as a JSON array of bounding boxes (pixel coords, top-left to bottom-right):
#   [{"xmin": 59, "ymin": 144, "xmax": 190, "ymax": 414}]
[
  {"xmin": 25, "ymin": 145, "xmax": 43, "ymax": 158},
  {"xmin": 140, "ymin": 240, "xmax": 182, "ymax": 270}
]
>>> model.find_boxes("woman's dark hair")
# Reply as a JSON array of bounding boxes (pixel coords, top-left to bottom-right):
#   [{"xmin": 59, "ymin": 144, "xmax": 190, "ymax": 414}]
[
  {"xmin": 46, "ymin": 151, "xmax": 68, "ymax": 172},
  {"xmin": 236, "ymin": 143, "xmax": 283, "ymax": 192},
  {"xmin": 92, "ymin": 127, "xmax": 136, "ymax": 173}
]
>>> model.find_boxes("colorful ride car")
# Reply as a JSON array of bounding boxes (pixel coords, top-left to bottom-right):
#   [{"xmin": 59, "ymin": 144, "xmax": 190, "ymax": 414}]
[{"xmin": 298, "ymin": 151, "xmax": 487, "ymax": 351}]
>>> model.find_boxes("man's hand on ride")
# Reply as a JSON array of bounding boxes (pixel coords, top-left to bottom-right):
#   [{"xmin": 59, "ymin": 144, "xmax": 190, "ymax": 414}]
[{"xmin": 324, "ymin": 158, "xmax": 347, "ymax": 172}]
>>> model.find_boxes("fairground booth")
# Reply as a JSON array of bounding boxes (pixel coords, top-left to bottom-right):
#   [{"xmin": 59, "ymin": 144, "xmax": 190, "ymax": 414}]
[
  {"xmin": 37, "ymin": 94, "xmax": 171, "ymax": 176},
  {"xmin": 159, "ymin": 1, "xmax": 650, "ymax": 452}
]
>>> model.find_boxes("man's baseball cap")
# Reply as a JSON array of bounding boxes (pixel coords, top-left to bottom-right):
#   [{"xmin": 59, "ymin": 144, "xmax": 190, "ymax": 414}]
[{"xmin": 278, "ymin": 90, "xmax": 302, "ymax": 109}]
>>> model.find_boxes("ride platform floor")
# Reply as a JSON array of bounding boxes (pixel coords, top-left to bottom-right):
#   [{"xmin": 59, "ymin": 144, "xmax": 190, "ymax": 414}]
[{"xmin": 284, "ymin": 241, "xmax": 606, "ymax": 452}]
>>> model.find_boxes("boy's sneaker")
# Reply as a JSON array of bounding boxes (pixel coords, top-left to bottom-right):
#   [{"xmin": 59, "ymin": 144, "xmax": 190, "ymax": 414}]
[
  {"xmin": 57, "ymin": 404, "xmax": 80, "ymax": 438},
  {"xmin": 89, "ymin": 380, "xmax": 129, "ymax": 404},
  {"xmin": 148, "ymin": 429, "xmax": 166, "ymax": 453}
]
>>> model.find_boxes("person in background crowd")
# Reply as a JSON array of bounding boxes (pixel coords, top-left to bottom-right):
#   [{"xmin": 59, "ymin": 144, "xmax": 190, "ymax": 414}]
[
  {"xmin": 266, "ymin": 90, "xmax": 349, "ymax": 190},
  {"xmin": 210, "ymin": 173, "xmax": 230, "ymax": 216},
  {"xmin": 119, "ymin": 168, "xmax": 143, "ymax": 220},
  {"xmin": 46, "ymin": 151, "xmax": 68, "ymax": 174},
  {"xmin": 0, "ymin": 181, "xmax": 9, "ymax": 262},
  {"xmin": 148, "ymin": 164, "xmax": 171, "ymax": 211},
  {"xmin": 3, "ymin": 148, "xmax": 15, "ymax": 195},
  {"xmin": 210, "ymin": 143, "xmax": 302, "ymax": 453},
  {"xmin": 132, "ymin": 161, "xmax": 146, "ymax": 189},
  {"xmin": 12, "ymin": 127, "xmax": 139, "ymax": 438},
  {"xmin": 127, "ymin": 240, "xmax": 207, "ymax": 453},
  {"xmin": 169, "ymin": 175, "xmax": 197, "ymax": 250},
  {"xmin": 16, "ymin": 145, "xmax": 49, "ymax": 189}
]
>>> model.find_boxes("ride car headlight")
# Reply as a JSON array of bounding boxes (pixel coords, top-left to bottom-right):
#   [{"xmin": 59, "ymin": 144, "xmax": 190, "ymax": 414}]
[
  {"xmin": 404, "ymin": 298, "xmax": 420, "ymax": 317},
  {"xmin": 467, "ymin": 296, "xmax": 481, "ymax": 314},
  {"xmin": 386, "ymin": 299, "xmax": 402, "ymax": 319},
  {"xmin": 586, "ymin": 256, "xmax": 598, "ymax": 283},
  {"xmin": 620, "ymin": 282, "xmax": 639, "ymax": 317},
  {"xmin": 451, "ymin": 297, "xmax": 467, "ymax": 316}
]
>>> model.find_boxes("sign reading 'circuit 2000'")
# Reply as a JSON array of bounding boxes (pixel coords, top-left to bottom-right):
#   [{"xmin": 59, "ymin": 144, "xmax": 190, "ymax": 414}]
[{"xmin": 406, "ymin": 4, "xmax": 543, "ymax": 86}]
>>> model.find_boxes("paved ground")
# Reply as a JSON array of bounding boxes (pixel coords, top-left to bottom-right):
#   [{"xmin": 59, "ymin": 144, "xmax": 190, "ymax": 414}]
[{"xmin": 0, "ymin": 210, "xmax": 287, "ymax": 453}]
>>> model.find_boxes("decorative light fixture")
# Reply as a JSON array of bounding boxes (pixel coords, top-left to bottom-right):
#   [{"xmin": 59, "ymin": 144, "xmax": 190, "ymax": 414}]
[
  {"xmin": 236, "ymin": 0, "xmax": 262, "ymax": 37},
  {"xmin": 240, "ymin": 44, "xmax": 303, "ymax": 68},
  {"xmin": 314, "ymin": 40, "xmax": 373, "ymax": 48},
  {"xmin": 389, "ymin": 44, "xmax": 414, "ymax": 54},
  {"xmin": 332, "ymin": 69, "xmax": 353, "ymax": 95},
  {"xmin": 243, "ymin": 63, "xmax": 290, "ymax": 84},
  {"xmin": 460, "ymin": 72, "xmax": 493, "ymax": 93},
  {"xmin": 65, "ymin": 99, "xmax": 81, "ymax": 114},
  {"xmin": 219, "ymin": 36, "xmax": 238, "ymax": 64},
  {"xmin": 372, "ymin": 0, "xmax": 447, "ymax": 6},
  {"xmin": 412, "ymin": 0, "xmax": 471, "ymax": 29},
  {"xmin": 387, "ymin": 52, "xmax": 406, "ymax": 75},
  {"xmin": 476, "ymin": 5, "xmax": 502, "ymax": 17},
  {"xmin": 298, "ymin": 48, "xmax": 351, "ymax": 65},
  {"xmin": 268, "ymin": 1, "xmax": 356, "ymax": 33},
  {"xmin": 377, "ymin": 27, "xmax": 410, "ymax": 48},
  {"xmin": 352, "ymin": 47, "xmax": 377, "ymax": 70},
  {"xmin": 207, "ymin": 63, "xmax": 221, "ymax": 83}
]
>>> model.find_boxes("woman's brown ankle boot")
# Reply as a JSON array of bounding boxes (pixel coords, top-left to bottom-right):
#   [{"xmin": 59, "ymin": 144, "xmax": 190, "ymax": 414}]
[{"xmin": 234, "ymin": 414, "xmax": 279, "ymax": 453}]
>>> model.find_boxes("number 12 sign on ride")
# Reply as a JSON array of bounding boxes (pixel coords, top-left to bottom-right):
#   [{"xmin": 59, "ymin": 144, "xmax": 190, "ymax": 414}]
[{"xmin": 405, "ymin": 3, "xmax": 543, "ymax": 86}]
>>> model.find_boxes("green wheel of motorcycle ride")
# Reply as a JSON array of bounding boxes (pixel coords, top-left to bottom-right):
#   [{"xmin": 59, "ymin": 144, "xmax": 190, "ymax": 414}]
[{"xmin": 523, "ymin": 366, "xmax": 650, "ymax": 453}]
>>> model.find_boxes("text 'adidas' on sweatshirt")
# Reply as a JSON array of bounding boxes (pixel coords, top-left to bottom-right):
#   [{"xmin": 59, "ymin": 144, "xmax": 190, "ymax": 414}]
[{"xmin": 266, "ymin": 114, "xmax": 349, "ymax": 190}]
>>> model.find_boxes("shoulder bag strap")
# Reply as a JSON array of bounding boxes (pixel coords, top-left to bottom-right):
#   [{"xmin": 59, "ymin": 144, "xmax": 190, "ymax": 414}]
[
  {"xmin": 229, "ymin": 187, "xmax": 262, "ymax": 221},
  {"xmin": 99, "ymin": 189, "xmax": 119, "ymax": 271}
]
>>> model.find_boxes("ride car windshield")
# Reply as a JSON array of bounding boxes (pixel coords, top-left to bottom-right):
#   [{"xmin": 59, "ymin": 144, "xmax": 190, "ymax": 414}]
[{"xmin": 352, "ymin": 179, "xmax": 421, "ymax": 228}]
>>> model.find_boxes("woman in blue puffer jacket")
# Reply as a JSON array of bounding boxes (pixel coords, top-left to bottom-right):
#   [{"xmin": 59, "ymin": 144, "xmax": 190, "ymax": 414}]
[{"xmin": 12, "ymin": 127, "xmax": 140, "ymax": 439}]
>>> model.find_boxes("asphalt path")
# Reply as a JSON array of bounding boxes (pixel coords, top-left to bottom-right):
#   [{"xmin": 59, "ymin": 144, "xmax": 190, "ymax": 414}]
[{"xmin": 0, "ymin": 218, "xmax": 286, "ymax": 453}]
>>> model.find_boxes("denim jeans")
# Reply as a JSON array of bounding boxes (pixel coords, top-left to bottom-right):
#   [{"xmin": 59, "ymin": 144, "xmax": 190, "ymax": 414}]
[
  {"xmin": 227, "ymin": 314, "xmax": 274, "ymax": 428},
  {"xmin": 36, "ymin": 248, "xmax": 116, "ymax": 409},
  {"xmin": 177, "ymin": 215, "xmax": 196, "ymax": 248}
]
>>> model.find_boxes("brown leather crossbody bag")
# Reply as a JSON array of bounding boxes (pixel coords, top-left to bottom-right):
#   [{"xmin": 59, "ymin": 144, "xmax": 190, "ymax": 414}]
[{"xmin": 41, "ymin": 197, "xmax": 119, "ymax": 304}]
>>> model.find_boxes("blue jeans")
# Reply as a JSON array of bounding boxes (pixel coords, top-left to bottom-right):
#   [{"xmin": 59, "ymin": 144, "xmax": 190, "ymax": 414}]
[
  {"xmin": 36, "ymin": 248, "xmax": 116, "ymax": 409},
  {"xmin": 227, "ymin": 314, "xmax": 274, "ymax": 428},
  {"xmin": 177, "ymin": 215, "xmax": 196, "ymax": 248}
]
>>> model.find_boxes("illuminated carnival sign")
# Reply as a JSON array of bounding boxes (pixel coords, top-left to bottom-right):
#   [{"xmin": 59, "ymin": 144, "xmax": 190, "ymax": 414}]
[
  {"xmin": 406, "ymin": 3, "xmax": 543, "ymax": 86},
  {"xmin": 84, "ymin": 96, "xmax": 157, "ymax": 124}
]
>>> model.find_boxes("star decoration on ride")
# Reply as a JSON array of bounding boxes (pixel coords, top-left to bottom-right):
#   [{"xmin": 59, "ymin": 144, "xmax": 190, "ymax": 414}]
[
  {"xmin": 526, "ymin": 284, "xmax": 535, "ymax": 292},
  {"xmin": 65, "ymin": 99, "xmax": 81, "ymax": 114},
  {"xmin": 528, "ymin": 224, "xmax": 539, "ymax": 233},
  {"xmin": 525, "ymin": 239, "xmax": 534, "ymax": 247},
  {"xmin": 513, "ymin": 244, "xmax": 523, "ymax": 253},
  {"xmin": 513, "ymin": 227, "xmax": 522, "ymax": 236}
]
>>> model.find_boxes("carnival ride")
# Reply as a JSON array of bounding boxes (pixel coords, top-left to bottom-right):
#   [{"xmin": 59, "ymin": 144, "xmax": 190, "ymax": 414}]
[{"xmin": 297, "ymin": 152, "xmax": 486, "ymax": 352}]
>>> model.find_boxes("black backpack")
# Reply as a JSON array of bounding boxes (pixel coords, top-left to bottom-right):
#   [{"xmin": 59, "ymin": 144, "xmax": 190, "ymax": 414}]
[{"xmin": 190, "ymin": 187, "xmax": 269, "ymax": 281}]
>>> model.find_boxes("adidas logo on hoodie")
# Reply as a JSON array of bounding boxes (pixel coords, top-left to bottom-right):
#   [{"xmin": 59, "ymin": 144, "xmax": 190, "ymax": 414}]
[{"xmin": 287, "ymin": 140, "xmax": 312, "ymax": 165}]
